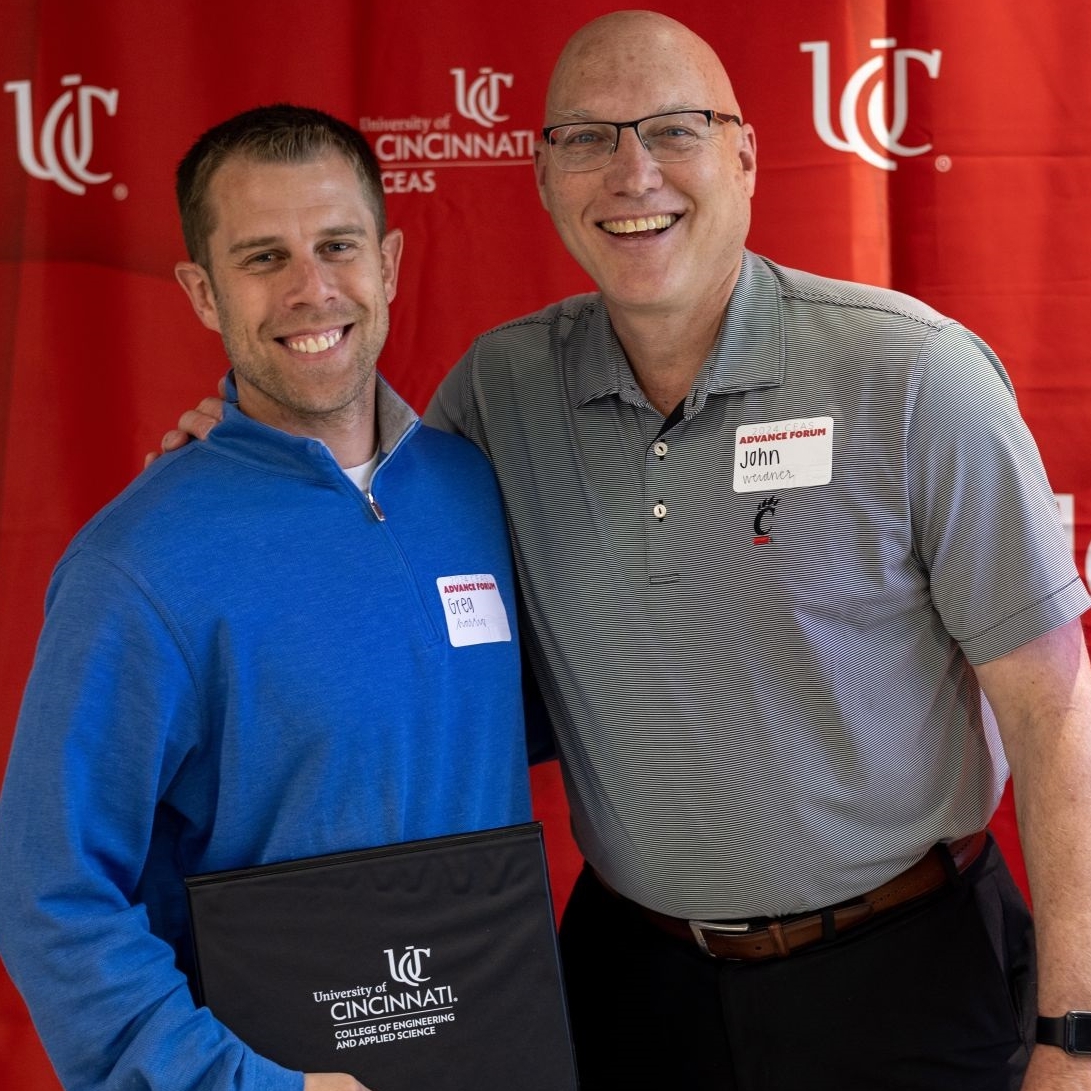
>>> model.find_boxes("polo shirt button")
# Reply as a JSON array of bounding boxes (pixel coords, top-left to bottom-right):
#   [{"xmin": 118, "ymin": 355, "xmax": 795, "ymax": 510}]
[
  {"xmin": 653, "ymin": 441, "xmax": 669, "ymax": 457},
  {"xmin": 653, "ymin": 503, "xmax": 667, "ymax": 520}
]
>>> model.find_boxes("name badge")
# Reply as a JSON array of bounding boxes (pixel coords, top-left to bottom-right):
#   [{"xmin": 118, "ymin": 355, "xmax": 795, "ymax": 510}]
[
  {"xmin": 733, "ymin": 416, "xmax": 834, "ymax": 493},
  {"xmin": 436, "ymin": 574, "xmax": 512, "ymax": 647}
]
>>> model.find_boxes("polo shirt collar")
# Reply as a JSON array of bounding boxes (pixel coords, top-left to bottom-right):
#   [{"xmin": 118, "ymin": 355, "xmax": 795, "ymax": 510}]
[{"xmin": 572, "ymin": 250, "xmax": 785, "ymax": 415}]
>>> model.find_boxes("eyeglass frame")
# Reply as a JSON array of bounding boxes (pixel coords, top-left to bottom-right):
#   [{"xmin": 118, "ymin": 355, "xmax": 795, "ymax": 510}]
[{"xmin": 541, "ymin": 109, "xmax": 743, "ymax": 171}]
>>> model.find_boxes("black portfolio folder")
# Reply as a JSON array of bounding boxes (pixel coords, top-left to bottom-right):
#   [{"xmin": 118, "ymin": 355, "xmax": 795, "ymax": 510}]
[{"xmin": 185, "ymin": 822, "xmax": 578, "ymax": 1090}]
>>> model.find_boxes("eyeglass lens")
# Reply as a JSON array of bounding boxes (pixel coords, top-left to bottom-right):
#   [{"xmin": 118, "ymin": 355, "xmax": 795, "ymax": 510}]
[{"xmin": 548, "ymin": 111, "xmax": 715, "ymax": 171}]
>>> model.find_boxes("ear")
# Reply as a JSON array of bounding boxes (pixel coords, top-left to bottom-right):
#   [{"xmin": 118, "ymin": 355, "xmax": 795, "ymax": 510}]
[
  {"xmin": 379, "ymin": 228, "xmax": 404, "ymax": 305},
  {"xmin": 738, "ymin": 123, "xmax": 757, "ymax": 196},
  {"xmin": 174, "ymin": 262, "xmax": 222, "ymax": 333}
]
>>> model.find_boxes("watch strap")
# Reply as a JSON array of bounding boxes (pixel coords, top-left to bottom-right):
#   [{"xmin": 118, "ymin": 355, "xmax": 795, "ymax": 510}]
[
  {"xmin": 1037, "ymin": 1016, "xmax": 1067, "ymax": 1050},
  {"xmin": 1037, "ymin": 1012, "xmax": 1091, "ymax": 1055}
]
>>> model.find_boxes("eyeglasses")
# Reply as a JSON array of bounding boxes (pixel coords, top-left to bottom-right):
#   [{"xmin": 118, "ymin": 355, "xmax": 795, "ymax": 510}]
[{"xmin": 542, "ymin": 110, "xmax": 743, "ymax": 173}]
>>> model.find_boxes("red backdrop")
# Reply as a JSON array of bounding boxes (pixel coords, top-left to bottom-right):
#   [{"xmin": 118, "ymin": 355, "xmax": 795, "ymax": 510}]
[{"xmin": 2, "ymin": 1, "xmax": 1088, "ymax": 1085}]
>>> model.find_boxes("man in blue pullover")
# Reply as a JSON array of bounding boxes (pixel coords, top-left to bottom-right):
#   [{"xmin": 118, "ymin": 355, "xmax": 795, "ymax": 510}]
[{"xmin": 0, "ymin": 105, "xmax": 531, "ymax": 1091}]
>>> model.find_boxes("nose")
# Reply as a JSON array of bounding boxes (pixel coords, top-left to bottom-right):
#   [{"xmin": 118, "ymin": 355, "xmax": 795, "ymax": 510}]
[
  {"xmin": 603, "ymin": 126, "xmax": 662, "ymax": 193},
  {"xmin": 284, "ymin": 254, "xmax": 337, "ymax": 307}
]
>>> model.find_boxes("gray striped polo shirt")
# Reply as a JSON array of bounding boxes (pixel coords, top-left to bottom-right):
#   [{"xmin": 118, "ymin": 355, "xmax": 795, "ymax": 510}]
[{"xmin": 426, "ymin": 250, "xmax": 1089, "ymax": 919}]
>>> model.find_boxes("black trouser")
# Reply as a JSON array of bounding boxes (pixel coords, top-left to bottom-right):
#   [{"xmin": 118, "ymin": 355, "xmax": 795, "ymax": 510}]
[{"xmin": 559, "ymin": 836, "xmax": 1035, "ymax": 1090}]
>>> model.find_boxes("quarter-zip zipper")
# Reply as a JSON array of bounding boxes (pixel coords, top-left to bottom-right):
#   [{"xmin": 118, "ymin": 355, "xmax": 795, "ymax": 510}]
[{"xmin": 364, "ymin": 491, "xmax": 386, "ymax": 522}]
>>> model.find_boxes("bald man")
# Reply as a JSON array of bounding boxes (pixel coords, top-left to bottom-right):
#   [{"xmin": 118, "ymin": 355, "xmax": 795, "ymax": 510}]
[
  {"xmin": 428, "ymin": 12, "xmax": 1091, "ymax": 1090},
  {"xmin": 164, "ymin": 12, "xmax": 1091, "ymax": 1090}
]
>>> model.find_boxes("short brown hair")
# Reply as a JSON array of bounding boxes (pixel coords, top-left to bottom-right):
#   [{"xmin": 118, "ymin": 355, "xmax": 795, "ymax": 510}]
[{"xmin": 176, "ymin": 103, "xmax": 386, "ymax": 267}]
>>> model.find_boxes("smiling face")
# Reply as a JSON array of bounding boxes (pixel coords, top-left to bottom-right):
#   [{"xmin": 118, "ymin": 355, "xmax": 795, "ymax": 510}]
[
  {"xmin": 535, "ymin": 12, "xmax": 756, "ymax": 323},
  {"xmin": 175, "ymin": 150, "xmax": 402, "ymax": 451}
]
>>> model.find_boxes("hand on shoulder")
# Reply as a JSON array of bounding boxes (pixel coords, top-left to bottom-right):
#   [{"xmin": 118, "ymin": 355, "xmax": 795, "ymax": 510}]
[{"xmin": 143, "ymin": 387, "xmax": 226, "ymax": 469}]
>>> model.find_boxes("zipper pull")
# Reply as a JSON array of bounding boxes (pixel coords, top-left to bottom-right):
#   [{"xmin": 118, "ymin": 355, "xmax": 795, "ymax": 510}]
[{"xmin": 365, "ymin": 490, "xmax": 386, "ymax": 522}]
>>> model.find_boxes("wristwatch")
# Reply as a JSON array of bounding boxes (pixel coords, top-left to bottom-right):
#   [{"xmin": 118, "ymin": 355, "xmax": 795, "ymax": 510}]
[{"xmin": 1037, "ymin": 1012, "xmax": 1091, "ymax": 1055}]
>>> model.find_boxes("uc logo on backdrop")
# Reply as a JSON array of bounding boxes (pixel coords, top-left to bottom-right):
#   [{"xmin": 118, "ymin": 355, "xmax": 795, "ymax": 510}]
[
  {"xmin": 451, "ymin": 67, "xmax": 512, "ymax": 129},
  {"xmin": 5, "ymin": 74, "xmax": 118, "ymax": 195},
  {"xmin": 801, "ymin": 39, "xmax": 942, "ymax": 170},
  {"xmin": 366, "ymin": 66, "xmax": 534, "ymax": 196}
]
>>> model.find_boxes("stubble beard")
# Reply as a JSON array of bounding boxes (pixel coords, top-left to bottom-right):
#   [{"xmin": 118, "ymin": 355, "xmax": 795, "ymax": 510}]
[{"xmin": 219, "ymin": 305, "xmax": 387, "ymax": 428}]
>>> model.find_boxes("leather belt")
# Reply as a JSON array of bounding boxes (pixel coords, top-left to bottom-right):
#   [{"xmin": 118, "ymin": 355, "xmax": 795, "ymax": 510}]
[{"xmin": 597, "ymin": 831, "xmax": 988, "ymax": 962}]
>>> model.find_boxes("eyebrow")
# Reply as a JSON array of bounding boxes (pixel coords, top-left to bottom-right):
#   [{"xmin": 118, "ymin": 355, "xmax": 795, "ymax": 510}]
[{"xmin": 227, "ymin": 224, "xmax": 369, "ymax": 255}]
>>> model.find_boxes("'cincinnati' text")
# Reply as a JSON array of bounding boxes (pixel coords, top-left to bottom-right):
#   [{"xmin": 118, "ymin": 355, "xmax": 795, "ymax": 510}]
[{"xmin": 331, "ymin": 985, "xmax": 457, "ymax": 1024}]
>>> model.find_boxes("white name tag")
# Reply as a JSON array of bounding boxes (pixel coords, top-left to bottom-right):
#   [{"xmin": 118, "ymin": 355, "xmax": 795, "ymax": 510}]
[
  {"xmin": 733, "ymin": 416, "xmax": 834, "ymax": 493},
  {"xmin": 436, "ymin": 574, "xmax": 512, "ymax": 647}
]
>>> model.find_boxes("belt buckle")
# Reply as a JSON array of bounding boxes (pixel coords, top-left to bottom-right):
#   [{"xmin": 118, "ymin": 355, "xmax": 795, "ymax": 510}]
[{"xmin": 688, "ymin": 918, "xmax": 751, "ymax": 958}]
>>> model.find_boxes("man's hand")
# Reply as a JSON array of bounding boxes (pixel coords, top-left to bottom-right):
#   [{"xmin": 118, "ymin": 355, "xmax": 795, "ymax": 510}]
[
  {"xmin": 303, "ymin": 1073, "xmax": 372, "ymax": 1091},
  {"xmin": 143, "ymin": 386, "xmax": 227, "ymax": 469}
]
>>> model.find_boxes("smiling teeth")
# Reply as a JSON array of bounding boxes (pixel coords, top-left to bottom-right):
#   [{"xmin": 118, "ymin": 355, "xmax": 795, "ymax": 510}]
[
  {"xmin": 601, "ymin": 213, "xmax": 677, "ymax": 234},
  {"xmin": 285, "ymin": 328, "xmax": 343, "ymax": 354}
]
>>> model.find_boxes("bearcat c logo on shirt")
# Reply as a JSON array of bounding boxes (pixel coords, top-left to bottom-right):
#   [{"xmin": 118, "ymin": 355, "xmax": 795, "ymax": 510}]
[
  {"xmin": 5, "ymin": 74, "xmax": 118, "ymax": 195},
  {"xmin": 801, "ymin": 38, "xmax": 942, "ymax": 170},
  {"xmin": 753, "ymin": 496, "xmax": 780, "ymax": 544}
]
